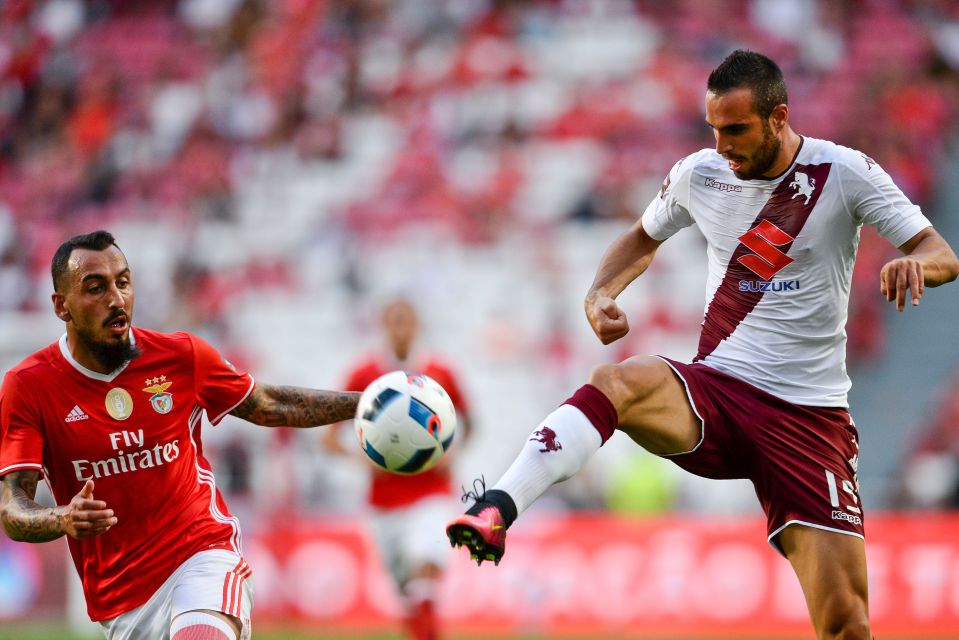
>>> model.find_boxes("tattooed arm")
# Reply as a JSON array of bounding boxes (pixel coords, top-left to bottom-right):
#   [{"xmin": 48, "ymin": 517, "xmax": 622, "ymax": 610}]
[
  {"xmin": 229, "ymin": 384, "xmax": 361, "ymax": 428},
  {"xmin": 0, "ymin": 473, "xmax": 117, "ymax": 543}
]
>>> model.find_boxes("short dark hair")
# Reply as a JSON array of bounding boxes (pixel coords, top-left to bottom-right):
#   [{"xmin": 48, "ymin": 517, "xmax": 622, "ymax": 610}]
[
  {"xmin": 51, "ymin": 230, "xmax": 121, "ymax": 292},
  {"xmin": 707, "ymin": 50, "xmax": 788, "ymax": 119}
]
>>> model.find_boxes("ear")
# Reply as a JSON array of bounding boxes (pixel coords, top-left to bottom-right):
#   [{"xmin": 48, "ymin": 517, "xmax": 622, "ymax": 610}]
[
  {"xmin": 770, "ymin": 103, "xmax": 789, "ymax": 133},
  {"xmin": 52, "ymin": 292, "xmax": 71, "ymax": 323}
]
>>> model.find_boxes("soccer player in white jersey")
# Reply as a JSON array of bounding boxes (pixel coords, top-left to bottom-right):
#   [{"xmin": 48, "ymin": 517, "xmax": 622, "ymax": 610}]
[
  {"xmin": 446, "ymin": 50, "xmax": 959, "ymax": 639},
  {"xmin": 0, "ymin": 230, "xmax": 361, "ymax": 640}
]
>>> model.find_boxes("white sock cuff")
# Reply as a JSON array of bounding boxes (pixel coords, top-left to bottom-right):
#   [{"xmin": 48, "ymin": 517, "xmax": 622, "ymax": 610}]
[
  {"xmin": 171, "ymin": 611, "xmax": 237, "ymax": 639},
  {"xmin": 548, "ymin": 404, "xmax": 604, "ymax": 454}
]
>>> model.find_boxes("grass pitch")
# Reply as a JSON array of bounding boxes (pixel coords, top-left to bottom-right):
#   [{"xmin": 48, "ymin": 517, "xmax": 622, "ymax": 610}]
[{"xmin": 0, "ymin": 625, "xmax": 939, "ymax": 640}]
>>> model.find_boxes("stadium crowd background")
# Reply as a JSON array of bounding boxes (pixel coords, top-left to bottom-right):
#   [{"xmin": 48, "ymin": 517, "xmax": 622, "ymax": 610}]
[{"xmin": 2, "ymin": 0, "xmax": 959, "ymax": 560}]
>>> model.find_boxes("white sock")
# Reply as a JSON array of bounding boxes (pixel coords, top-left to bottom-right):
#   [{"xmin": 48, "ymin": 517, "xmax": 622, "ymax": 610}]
[{"xmin": 493, "ymin": 404, "xmax": 602, "ymax": 515}]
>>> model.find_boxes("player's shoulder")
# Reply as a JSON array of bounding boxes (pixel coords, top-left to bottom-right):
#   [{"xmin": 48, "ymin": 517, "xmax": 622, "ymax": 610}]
[
  {"xmin": 658, "ymin": 149, "xmax": 725, "ymax": 200},
  {"xmin": 669, "ymin": 148, "xmax": 723, "ymax": 178},
  {"xmin": 341, "ymin": 355, "xmax": 390, "ymax": 391},
  {"xmin": 420, "ymin": 353, "xmax": 456, "ymax": 375},
  {"xmin": 347, "ymin": 354, "xmax": 388, "ymax": 380},
  {"xmin": 1, "ymin": 342, "xmax": 62, "ymax": 397},
  {"xmin": 131, "ymin": 328, "xmax": 219, "ymax": 367},
  {"xmin": 800, "ymin": 136, "xmax": 877, "ymax": 175},
  {"xmin": 132, "ymin": 327, "xmax": 196, "ymax": 352},
  {"xmin": 7, "ymin": 340, "xmax": 62, "ymax": 375}
]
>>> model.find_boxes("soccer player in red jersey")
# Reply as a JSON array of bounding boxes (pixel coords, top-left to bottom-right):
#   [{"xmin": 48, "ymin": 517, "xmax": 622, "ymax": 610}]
[
  {"xmin": 0, "ymin": 230, "xmax": 361, "ymax": 640},
  {"xmin": 447, "ymin": 51, "xmax": 959, "ymax": 639},
  {"xmin": 323, "ymin": 298, "xmax": 471, "ymax": 640}
]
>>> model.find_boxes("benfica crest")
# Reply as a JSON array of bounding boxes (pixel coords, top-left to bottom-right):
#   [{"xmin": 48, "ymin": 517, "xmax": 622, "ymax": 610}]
[{"xmin": 143, "ymin": 376, "xmax": 174, "ymax": 415}]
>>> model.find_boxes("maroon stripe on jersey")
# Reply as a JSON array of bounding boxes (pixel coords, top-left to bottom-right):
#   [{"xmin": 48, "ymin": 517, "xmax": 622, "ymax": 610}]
[{"xmin": 695, "ymin": 163, "xmax": 832, "ymax": 361}]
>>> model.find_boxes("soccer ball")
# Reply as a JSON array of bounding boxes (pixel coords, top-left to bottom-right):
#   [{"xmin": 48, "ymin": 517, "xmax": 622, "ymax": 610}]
[{"xmin": 354, "ymin": 371, "xmax": 457, "ymax": 474}]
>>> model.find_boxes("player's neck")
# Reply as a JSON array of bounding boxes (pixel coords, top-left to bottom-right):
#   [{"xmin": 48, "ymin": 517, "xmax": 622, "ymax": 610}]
[
  {"xmin": 64, "ymin": 334, "xmax": 100, "ymax": 374},
  {"xmin": 764, "ymin": 126, "xmax": 802, "ymax": 179},
  {"xmin": 65, "ymin": 329, "xmax": 133, "ymax": 375}
]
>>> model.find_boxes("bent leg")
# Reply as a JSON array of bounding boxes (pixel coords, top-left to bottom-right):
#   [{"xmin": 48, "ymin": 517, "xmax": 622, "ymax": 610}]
[
  {"xmin": 448, "ymin": 356, "xmax": 700, "ymax": 563},
  {"xmin": 496, "ymin": 356, "xmax": 699, "ymax": 514},
  {"xmin": 592, "ymin": 356, "xmax": 701, "ymax": 455},
  {"xmin": 779, "ymin": 525, "xmax": 871, "ymax": 640}
]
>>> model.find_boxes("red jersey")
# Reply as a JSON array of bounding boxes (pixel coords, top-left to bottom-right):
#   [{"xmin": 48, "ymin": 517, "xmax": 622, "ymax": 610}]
[
  {"xmin": 0, "ymin": 328, "xmax": 255, "ymax": 621},
  {"xmin": 344, "ymin": 354, "xmax": 470, "ymax": 509}
]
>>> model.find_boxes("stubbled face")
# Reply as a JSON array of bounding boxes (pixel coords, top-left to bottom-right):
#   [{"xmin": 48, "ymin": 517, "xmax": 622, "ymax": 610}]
[
  {"xmin": 706, "ymin": 87, "xmax": 782, "ymax": 180},
  {"xmin": 53, "ymin": 245, "xmax": 138, "ymax": 373},
  {"xmin": 382, "ymin": 300, "xmax": 418, "ymax": 362}
]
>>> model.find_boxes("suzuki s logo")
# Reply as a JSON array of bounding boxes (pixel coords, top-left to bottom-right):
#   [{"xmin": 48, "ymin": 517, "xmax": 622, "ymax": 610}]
[
  {"xmin": 737, "ymin": 220, "xmax": 795, "ymax": 280},
  {"xmin": 789, "ymin": 171, "xmax": 816, "ymax": 205}
]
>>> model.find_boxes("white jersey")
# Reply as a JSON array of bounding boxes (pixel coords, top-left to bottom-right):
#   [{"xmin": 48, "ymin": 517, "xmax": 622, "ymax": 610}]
[{"xmin": 642, "ymin": 136, "xmax": 931, "ymax": 407}]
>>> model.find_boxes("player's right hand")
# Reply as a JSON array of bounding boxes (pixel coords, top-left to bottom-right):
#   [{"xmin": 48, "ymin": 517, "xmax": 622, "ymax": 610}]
[
  {"xmin": 586, "ymin": 295, "xmax": 630, "ymax": 344},
  {"xmin": 59, "ymin": 480, "xmax": 117, "ymax": 540}
]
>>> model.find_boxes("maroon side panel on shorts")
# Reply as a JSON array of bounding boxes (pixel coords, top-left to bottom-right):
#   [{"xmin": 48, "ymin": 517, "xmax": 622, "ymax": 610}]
[{"xmin": 658, "ymin": 357, "xmax": 864, "ymax": 552}]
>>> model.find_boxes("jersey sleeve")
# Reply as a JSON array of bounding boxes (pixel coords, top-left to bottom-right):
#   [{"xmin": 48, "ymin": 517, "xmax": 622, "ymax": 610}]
[
  {"xmin": 0, "ymin": 371, "xmax": 45, "ymax": 477},
  {"xmin": 189, "ymin": 335, "xmax": 256, "ymax": 426},
  {"xmin": 843, "ymin": 154, "xmax": 932, "ymax": 247},
  {"xmin": 641, "ymin": 156, "xmax": 695, "ymax": 241}
]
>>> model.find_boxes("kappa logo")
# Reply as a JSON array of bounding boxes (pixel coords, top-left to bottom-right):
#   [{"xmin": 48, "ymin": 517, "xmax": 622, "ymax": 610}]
[
  {"xmin": 530, "ymin": 426, "xmax": 563, "ymax": 453},
  {"xmin": 789, "ymin": 171, "xmax": 816, "ymax": 205},
  {"xmin": 65, "ymin": 405, "xmax": 89, "ymax": 423},
  {"xmin": 832, "ymin": 510, "xmax": 862, "ymax": 526},
  {"xmin": 737, "ymin": 220, "xmax": 795, "ymax": 280},
  {"xmin": 704, "ymin": 177, "xmax": 742, "ymax": 193}
]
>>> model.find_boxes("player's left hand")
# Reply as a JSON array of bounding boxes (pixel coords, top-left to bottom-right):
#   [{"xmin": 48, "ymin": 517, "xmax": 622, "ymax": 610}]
[
  {"xmin": 586, "ymin": 295, "xmax": 630, "ymax": 344},
  {"xmin": 880, "ymin": 256, "xmax": 924, "ymax": 311}
]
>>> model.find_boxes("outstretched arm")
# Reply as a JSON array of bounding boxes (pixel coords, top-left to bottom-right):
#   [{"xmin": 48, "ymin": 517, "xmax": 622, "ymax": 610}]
[
  {"xmin": 584, "ymin": 219, "xmax": 665, "ymax": 344},
  {"xmin": 230, "ymin": 384, "xmax": 361, "ymax": 428},
  {"xmin": 881, "ymin": 227, "xmax": 959, "ymax": 311},
  {"xmin": 0, "ymin": 473, "xmax": 116, "ymax": 543}
]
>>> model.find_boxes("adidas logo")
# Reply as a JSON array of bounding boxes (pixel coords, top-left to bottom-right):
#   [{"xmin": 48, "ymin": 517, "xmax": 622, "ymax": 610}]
[{"xmin": 65, "ymin": 405, "xmax": 89, "ymax": 423}]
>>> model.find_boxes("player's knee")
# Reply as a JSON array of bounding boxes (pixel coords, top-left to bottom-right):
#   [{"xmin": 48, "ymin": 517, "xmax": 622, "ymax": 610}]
[
  {"xmin": 587, "ymin": 357, "xmax": 661, "ymax": 414},
  {"xmin": 824, "ymin": 619, "xmax": 870, "ymax": 640},
  {"xmin": 817, "ymin": 598, "xmax": 870, "ymax": 640}
]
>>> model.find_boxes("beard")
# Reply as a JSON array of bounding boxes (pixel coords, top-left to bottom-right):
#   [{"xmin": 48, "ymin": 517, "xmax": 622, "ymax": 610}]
[
  {"xmin": 734, "ymin": 121, "xmax": 781, "ymax": 180},
  {"xmin": 81, "ymin": 331, "xmax": 142, "ymax": 372}
]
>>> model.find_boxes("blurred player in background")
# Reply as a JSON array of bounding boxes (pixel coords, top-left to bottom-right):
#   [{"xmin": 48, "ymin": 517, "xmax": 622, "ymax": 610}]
[
  {"xmin": 324, "ymin": 297, "xmax": 471, "ymax": 640},
  {"xmin": 0, "ymin": 230, "xmax": 361, "ymax": 640},
  {"xmin": 448, "ymin": 50, "xmax": 959, "ymax": 640}
]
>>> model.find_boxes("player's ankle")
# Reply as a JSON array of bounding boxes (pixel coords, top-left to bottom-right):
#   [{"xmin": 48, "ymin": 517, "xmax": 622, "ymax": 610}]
[{"xmin": 465, "ymin": 489, "xmax": 517, "ymax": 529}]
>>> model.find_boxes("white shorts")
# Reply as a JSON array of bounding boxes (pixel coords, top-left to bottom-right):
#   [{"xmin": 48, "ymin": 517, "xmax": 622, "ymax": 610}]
[
  {"xmin": 99, "ymin": 550, "xmax": 253, "ymax": 640},
  {"xmin": 369, "ymin": 494, "xmax": 456, "ymax": 588}
]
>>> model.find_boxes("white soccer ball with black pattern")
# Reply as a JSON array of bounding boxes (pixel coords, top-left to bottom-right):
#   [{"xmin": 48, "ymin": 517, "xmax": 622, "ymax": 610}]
[{"xmin": 354, "ymin": 371, "xmax": 457, "ymax": 475}]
